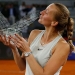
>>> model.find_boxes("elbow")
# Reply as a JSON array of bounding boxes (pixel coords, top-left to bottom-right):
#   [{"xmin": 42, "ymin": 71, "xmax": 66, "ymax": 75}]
[
  {"xmin": 38, "ymin": 73, "xmax": 53, "ymax": 75},
  {"xmin": 16, "ymin": 64, "xmax": 26, "ymax": 71},
  {"xmin": 38, "ymin": 69, "xmax": 53, "ymax": 75},
  {"xmin": 34, "ymin": 69, "xmax": 47, "ymax": 75},
  {"xmin": 19, "ymin": 67, "xmax": 25, "ymax": 71},
  {"xmin": 20, "ymin": 68, "xmax": 25, "ymax": 71},
  {"xmin": 36, "ymin": 73, "xmax": 49, "ymax": 75}
]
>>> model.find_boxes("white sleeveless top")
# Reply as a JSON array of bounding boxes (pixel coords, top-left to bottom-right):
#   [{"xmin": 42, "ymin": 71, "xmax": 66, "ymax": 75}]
[{"xmin": 25, "ymin": 30, "xmax": 63, "ymax": 75}]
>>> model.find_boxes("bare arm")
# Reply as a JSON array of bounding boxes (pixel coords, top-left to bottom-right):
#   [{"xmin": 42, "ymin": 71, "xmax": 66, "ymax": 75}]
[
  {"xmin": 0, "ymin": 35, "xmax": 26, "ymax": 71},
  {"xmin": 9, "ymin": 30, "xmax": 70, "ymax": 75},
  {"xmin": 11, "ymin": 48, "xmax": 26, "ymax": 71},
  {"xmin": 12, "ymin": 29, "xmax": 41, "ymax": 70},
  {"xmin": 25, "ymin": 42, "xmax": 70, "ymax": 75}
]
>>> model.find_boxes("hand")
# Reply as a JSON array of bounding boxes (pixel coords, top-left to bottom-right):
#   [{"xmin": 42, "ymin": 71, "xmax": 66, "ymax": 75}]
[
  {"xmin": 9, "ymin": 34, "xmax": 30, "ymax": 52},
  {"xmin": 0, "ymin": 35, "xmax": 17, "ymax": 50}
]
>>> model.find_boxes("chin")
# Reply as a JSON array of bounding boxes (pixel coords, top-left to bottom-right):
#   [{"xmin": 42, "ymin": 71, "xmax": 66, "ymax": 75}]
[
  {"xmin": 38, "ymin": 19, "xmax": 46, "ymax": 26},
  {"xmin": 38, "ymin": 19, "xmax": 42, "ymax": 24}
]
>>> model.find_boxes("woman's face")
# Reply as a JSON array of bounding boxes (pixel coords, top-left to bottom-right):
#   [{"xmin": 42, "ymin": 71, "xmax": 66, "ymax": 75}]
[{"xmin": 38, "ymin": 4, "xmax": 57, "ymax": 26}]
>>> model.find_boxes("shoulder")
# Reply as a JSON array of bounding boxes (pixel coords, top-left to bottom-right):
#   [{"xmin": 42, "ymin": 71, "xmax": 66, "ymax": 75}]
[
  {"xmin": 51, "ymin": 39, "xmax": 70, "ymax": 65},
  {"xmin": 59, "ymin": 39, "xmax": 70, "ymax": 50},
  {"xmin": 55, "ymin": 38, "xmax": 70, "ymax": 54},
  {"xmin": 28, "ymin": 29, "xmax": 43, "ymax": 46}
]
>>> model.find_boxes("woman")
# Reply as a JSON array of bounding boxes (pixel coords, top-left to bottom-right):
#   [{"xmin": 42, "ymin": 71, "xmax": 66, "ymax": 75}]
[{"xmin": 0, "ymin": 3, "xmax": 75, "ymax": 75}]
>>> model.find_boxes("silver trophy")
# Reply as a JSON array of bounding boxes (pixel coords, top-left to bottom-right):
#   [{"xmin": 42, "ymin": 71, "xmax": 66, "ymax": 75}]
[{"xmin": 0, "ymin": 12, "xmax": 39, "ymax": 36}]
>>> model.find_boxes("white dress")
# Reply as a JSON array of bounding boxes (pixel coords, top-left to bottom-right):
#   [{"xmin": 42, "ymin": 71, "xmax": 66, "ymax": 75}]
[{"xmin": 25, "ymin": 30, "xmax": 63, "ymax": 75}]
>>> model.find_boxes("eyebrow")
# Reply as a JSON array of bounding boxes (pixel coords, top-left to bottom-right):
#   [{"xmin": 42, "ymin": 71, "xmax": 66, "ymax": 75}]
[{"xmin": 45, "ymin": 8, "xmax": 48, "ymax": 13}]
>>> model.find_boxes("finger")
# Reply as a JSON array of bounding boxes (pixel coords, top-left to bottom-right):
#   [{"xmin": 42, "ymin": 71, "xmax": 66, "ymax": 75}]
[
  {"xmin": 11, "ymin": 34, "xmax": 27, "ymax": 44},
  {"xmin": 0, "ymin": 35, "xmax": 5, "ymax": 42},
  {"xmin": 15, "ymin": 34, "xmax": 24, "ymax": 41},
  {"xmin": 0, "ymin": 35, "xmax": 3, "ymax": 42},
  {"xmin": 9, "ymin": 36, "xmax": 21, "ymax": 47},
  {"xmin": 15, "ymin": 34, "xmax": 27, "ymax": 44},
  {"xmin": 0, "ymin": 35, "xmax": 2, "ymax": 40},
  {"xmin": 0, "ymin": 35, "xmax": 7, "ymax": 45},
  {"xmin": 4, "ymin": 35, "xmax": 9, "ymax": 42},
  {"xmin": 9, "ymin": 35, "xmax": 26, "ymax": 51},
  {"xmin": 3, "ymin": 35, "xmax": 10, "ymax": 45},
  {"xmin": 10, "ymin": 37, "xmax": 22, "ymax": 50},
  {"xmin": 9, "ymin": 35, "xmax": 22, "ymax": 44}
]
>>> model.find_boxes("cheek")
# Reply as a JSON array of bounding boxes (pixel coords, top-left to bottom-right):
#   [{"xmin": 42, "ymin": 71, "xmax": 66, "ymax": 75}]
[{"xmin": 38, "ymin": 16, "xmax": 52, "ymax": 25}]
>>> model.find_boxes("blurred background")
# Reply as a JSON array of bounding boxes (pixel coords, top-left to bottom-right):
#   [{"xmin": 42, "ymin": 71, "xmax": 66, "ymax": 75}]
[{"xmin": 0, "ymin": 0, "xmax": 75, "ymax": 75}]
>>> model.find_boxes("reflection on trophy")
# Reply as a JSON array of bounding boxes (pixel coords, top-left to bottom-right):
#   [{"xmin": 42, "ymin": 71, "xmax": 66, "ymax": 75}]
[{"xmin": 0, "ymin": 12, "xmax": 39, "ymax": 36}]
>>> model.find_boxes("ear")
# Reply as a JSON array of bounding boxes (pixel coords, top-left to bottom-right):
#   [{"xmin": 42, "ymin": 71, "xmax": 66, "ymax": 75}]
[{"xmin": 51, "ymin": 21, "xmax": 58, "ymax": 26}]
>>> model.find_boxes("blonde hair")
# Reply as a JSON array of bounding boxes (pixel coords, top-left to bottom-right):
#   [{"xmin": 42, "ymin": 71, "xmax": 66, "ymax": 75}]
[{"xmin": 54, "ymin": 3, "xmax": 75, "ymax": 51}]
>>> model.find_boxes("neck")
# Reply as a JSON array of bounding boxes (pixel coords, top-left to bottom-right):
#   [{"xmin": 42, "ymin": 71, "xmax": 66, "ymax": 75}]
[{"xmin": 41, "ymin": 28, "xmax": 59, "ymax": 45}]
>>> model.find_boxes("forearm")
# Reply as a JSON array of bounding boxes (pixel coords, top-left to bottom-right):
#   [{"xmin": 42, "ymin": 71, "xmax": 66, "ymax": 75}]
[
  {"xmin": 12, "ymin": 48, "xmax": 26, "ymax": 71},
  {"xmin": 26, "ymin": 54, "xmax": 44, "ymax": 75}
]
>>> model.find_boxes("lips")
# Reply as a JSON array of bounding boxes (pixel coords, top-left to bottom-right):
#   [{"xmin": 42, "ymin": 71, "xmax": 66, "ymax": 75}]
[{"xmin": 39, "ymin": 15, "xmax": 42, "ymax": 19}]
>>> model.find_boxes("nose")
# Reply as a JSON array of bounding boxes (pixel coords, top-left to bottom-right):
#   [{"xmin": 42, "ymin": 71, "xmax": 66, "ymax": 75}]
[{"xmin": 40, "ymin": 10, "xmax": 45, "ymax": 15}]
